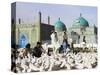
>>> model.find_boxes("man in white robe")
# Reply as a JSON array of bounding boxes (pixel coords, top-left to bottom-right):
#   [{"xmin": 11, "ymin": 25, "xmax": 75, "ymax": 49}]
[{"xmin": 50, "ymin": 31, "xmax": 60, "ymax": 53}]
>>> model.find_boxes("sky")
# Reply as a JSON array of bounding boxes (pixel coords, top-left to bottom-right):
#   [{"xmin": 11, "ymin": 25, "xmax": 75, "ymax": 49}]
[{"xmin": 13, "ymin": 2, "xmax": 97, "ymax": 27}]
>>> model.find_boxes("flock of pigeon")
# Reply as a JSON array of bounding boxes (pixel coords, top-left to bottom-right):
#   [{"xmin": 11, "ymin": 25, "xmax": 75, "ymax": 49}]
[{"xmin": 11, "ymin": 47, "xmax": 97, "ymax": 73}]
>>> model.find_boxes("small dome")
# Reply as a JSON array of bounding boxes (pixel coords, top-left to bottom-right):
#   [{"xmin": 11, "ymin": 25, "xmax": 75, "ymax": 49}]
[
  {"xmin": 73, "ymin": 14, "xmax": 89, "ymax": 27},
  {"xmin": 54, "ymin": 18, "xmax": 66, "ymax": 31}
]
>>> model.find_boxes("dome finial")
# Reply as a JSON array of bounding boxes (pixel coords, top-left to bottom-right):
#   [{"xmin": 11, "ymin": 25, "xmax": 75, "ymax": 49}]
[
  {"xmin": 80, "ymin": 13, "xmax": 82, "ymax": 17},
  {"xmin": 58, "ymin": 17, "xmax": 60, "ymax": 20}
]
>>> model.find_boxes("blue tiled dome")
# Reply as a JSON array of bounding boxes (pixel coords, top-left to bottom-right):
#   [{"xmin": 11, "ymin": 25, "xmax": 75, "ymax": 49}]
[
  {"xmin": 73, "ymin": 14, "xmax": 89, "ymax": 27},
  {"xmin": 54, "ymin": 18, "xmax": 66, "ymax": 31}
]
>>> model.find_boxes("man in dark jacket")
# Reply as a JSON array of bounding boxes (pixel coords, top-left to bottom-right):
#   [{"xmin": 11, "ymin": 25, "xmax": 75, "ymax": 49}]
[{"xmin": 32, "ymin": 42, "xmax": 44, "ymax": 58}]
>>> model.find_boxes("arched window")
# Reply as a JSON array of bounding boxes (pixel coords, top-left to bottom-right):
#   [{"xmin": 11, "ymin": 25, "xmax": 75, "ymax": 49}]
[{"xmin": 18, "ymin": 33, "xmax": 27, "ymax": 48}]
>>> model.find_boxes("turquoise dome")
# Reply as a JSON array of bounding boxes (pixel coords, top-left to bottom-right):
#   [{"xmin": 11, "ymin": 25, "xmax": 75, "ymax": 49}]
[
  {"xmin": 54, "ymin": 18, "xmax": 66, "ymax": 31},
  {"xmin": 73, "ymin": 14, "xmax": 89, "ymax": 27}
]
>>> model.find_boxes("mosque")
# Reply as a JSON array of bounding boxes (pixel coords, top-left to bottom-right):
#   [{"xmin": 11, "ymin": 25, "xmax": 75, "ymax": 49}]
[
  {"xmin": 11, "ymin": 12, "xmax": 97, "ymax": 48},
  {"xmin": 11, "ymin": 12, "xmax": 54, "ymax": 48},
  {"xmin": 68, "ymin": 14, "xmax": 97, "ymax": 44}
]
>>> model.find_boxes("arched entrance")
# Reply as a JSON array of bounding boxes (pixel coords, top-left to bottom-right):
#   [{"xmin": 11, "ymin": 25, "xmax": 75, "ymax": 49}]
[{"xmin": 18, "ymin": 33, "xmax": 27, "ymax": 48}]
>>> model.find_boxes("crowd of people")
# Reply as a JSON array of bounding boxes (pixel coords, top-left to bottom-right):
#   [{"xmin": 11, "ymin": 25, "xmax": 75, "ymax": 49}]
[
  {"xmin": 11, "ymin": 30, "xmax": 97, "ymax": 73},
  {"xmin": 50, "ymin": 30, "xmax": 70, "ymax": 54}
]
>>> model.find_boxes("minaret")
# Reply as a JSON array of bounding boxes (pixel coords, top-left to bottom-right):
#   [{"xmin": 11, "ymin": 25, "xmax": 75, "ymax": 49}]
[
  {"xmin": 18, "ymin": 18, "xmax": 21, "ymax": 24},
  {"xmin": 39, "ymin": 11, "xmax": 41, "ymax": 24},
  {"xmin": 48, "ymin": 16, "xmax": 50, "ymax": 25},
  {"xmin": 37, "ymin": 11, "xmax": 42, "ymax": 42}
]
